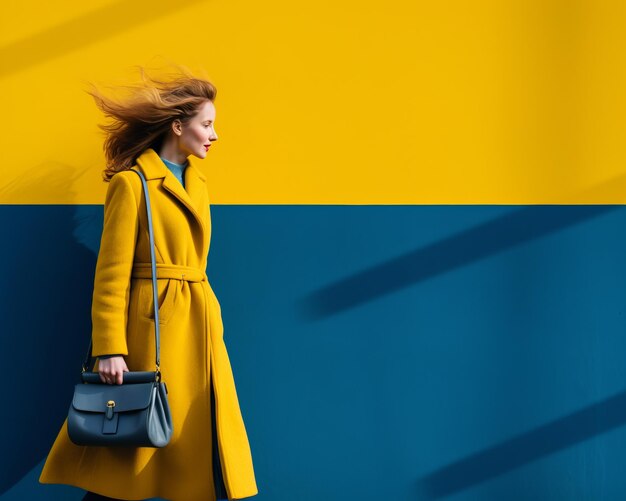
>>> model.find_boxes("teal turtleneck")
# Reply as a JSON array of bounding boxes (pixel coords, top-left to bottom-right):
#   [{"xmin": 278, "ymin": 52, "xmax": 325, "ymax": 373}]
[{"xmin": 160, "ymin": 155, "xmax": 189, "ymax": 189}]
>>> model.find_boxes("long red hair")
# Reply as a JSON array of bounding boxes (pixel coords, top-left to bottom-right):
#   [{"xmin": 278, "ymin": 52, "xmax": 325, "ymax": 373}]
[{"xmin": 85, "ymin": 64, "xmax": 217, "ymax": 182}]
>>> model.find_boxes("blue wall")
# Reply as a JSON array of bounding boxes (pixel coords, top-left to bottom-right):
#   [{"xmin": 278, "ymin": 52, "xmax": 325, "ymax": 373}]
[{"xmin": 2, "ymin": 205, "xmax": 626, "ymax": 500}]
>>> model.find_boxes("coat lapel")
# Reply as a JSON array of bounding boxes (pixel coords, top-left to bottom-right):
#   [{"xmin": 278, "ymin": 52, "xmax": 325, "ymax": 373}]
[{"xmin": 135, "ymin": 148, "xmax": 207, "ymax": 236}]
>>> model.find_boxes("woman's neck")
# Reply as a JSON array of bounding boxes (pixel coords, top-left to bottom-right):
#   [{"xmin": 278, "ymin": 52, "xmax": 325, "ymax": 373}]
[{"xmin": 157, "ymin": 143, "xmax": 188, "ymax": 165}]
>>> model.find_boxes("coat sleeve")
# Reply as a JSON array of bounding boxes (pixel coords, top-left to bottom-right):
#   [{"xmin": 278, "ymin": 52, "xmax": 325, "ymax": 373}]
[{"xmin": 91, "ymin": 172, "xmax": 139, "ymax": 357}]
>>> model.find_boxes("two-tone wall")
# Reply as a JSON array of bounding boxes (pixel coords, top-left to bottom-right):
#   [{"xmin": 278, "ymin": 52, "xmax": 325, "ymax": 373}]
[{"xmin": 3, "ymin": 1, "xmax": 626, "ymax": 499}]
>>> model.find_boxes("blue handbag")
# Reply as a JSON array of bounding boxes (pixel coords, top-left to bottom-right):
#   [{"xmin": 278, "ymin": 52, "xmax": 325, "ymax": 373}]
[{"xmin": 67, "ymin": 168, "xmax": 173, "ymax": 447}]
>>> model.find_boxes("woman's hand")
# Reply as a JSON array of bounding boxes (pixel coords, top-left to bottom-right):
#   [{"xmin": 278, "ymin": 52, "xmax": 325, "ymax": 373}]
[{"xmin": 98, "ymin": 356, "xmax": 129, "ymax": 384}]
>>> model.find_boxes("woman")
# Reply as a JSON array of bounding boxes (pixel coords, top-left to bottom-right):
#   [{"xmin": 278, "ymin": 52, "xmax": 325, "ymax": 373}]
[{"xmin": 39, "ymin": 67, "xmax": 259, "ymax": 501}]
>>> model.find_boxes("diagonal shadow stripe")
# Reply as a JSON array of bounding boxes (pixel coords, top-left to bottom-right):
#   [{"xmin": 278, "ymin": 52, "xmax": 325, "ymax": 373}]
[
  {"xmin": 0, "ymin": 0, "xmax": 206, "ymax": 78},
  {"xmin": 300, "ymin": 205, "xmax": 620, "ymax": 319},
  {"xmin": 418, "ymin": 388, "xmax": 626, "ymax": 498}
]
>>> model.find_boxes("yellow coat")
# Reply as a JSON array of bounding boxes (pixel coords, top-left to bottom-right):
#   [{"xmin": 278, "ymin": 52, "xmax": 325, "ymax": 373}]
[{"xmin": 39, "ymin": 148, "xmax": 258, "ymax": 501}]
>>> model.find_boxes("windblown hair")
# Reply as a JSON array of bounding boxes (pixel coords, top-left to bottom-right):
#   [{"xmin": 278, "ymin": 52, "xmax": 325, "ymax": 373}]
[{"xmin": 85, "ymin": 64, "xmax": 217, "ymax": 182}]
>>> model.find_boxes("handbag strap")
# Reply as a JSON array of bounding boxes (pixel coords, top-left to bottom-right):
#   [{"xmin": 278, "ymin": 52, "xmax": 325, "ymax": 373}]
[{"xmin": 81, "ymin": 168, "xmax": 161, "ymax": 381}]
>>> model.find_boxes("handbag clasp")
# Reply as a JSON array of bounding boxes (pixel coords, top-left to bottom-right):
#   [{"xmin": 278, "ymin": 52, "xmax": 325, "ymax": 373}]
[{"xmin": 106, "ymin": 400, "xmax": 115, "ymax": 420}]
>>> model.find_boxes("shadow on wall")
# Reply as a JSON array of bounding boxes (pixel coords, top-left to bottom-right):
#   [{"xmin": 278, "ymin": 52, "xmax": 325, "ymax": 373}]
[
  {"xmin": 417, "ymin": 388, "xmax": 626, "ymax": 498},
  {"xmin": 0, "ymin": 0, "xmax": 205, "ymax": 78},
  {"xmin": 301, "ymin": 172, "xmax": 626, "ymax": 319},
  {"xmin": 300, "ymin": 205, "xmax": 620, "ymax": 319},
  {"xmin": 0, "ymin": 201, "xmax": 100, "ymax": 495},
  {"xmin": 0, "ymin": 142, "xmax": 122, "ymax": 499},
  {"xmin": 0, "ymin": 160, "xmax": 94, "ymax": 205},
  {"xmin": 296, "ymin": 189, "xmax": 626, "ymax": 497},
  {"xmin": 0, "ymin": 158, "xmax": 106, "ymax": 494}
]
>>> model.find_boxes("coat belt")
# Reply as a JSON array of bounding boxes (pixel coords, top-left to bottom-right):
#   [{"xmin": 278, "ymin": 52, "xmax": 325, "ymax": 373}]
[{"xmin": 131, "ymin": 263, "xmax": 207, "ymax": 282}]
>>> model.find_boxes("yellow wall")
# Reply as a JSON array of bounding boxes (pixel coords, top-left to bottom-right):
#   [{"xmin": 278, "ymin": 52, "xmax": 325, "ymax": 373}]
[{"xmin": 1, "ymin": 0, "xmax": 625, "ymax": 204}]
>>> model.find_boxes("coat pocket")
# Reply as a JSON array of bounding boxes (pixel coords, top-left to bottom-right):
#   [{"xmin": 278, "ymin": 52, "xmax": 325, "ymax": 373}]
[{"xmin": 141, "ymin": 279, "xmax": 179, "ymax": 325}]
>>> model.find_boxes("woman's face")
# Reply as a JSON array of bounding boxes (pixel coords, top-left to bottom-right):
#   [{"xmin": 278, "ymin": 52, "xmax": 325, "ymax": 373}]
[{"xmin": 177, "ymin": 99, "xmax": 218, "ymax": 159}]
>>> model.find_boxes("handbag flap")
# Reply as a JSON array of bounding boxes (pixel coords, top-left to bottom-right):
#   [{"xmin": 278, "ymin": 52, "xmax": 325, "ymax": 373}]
[{"xmin": 72, "ymin": 382, "xmax": 155, "ymax": 413}]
